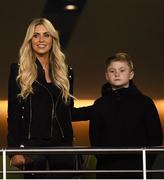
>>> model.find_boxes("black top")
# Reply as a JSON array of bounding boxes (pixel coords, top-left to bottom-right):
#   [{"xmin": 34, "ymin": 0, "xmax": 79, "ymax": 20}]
[{"xmin": 7, "ymin": 60, "xmax": 74, "ymax": 147}]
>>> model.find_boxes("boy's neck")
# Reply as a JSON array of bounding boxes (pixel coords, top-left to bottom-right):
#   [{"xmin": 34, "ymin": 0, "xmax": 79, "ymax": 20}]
[{"xmin": 112, "ymin": 84, "xmax": 129, "ymax": 91}]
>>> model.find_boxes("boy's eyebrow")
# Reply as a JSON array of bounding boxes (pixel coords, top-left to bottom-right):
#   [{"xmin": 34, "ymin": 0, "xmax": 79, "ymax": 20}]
[
  {"xmin": 107, "ymin": 68, "xmax": 116, "ymax": 71},
  {"xmin": 108, "ymin": 66, "xmax": 127, "ymax": 69}
]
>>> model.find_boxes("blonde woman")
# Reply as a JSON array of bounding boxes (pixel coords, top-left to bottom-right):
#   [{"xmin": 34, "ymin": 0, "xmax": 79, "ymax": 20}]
[{"xmin": 8, "ymin": 18, "xmax": 74, "ymax": 179}]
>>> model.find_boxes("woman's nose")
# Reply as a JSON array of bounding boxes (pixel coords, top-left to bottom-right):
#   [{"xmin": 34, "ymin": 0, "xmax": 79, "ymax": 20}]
[{"xmin": 39, "ymin": 35, "xmax": 44, "ymax": 41}]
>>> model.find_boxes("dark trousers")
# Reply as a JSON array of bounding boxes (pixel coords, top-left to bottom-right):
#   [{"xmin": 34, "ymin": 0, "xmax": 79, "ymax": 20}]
[
  {"xmin": 95, "ymin": 154, "xmax": 155, "ymax": 179},
  {"xmin": 24, "ymin": 154, "xmax": 75, "ymax": 179},
  {"xmin": 23, "ymin": 138, "xmax": 75, "ymax": 179}
]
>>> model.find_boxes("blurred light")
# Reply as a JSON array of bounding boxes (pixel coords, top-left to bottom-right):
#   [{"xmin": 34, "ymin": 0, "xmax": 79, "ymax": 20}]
[
  {"xmin": 0, "ymin": 100, "xmax": 7, "ymax": 120},
  {"xmin": 64, "ymin": 4, "xmax": 77, "ymax": 10},
  {"xmin": 0, "ymin": 100, "xmax": 8, "ymax": 148},
  {"xmin": 74, "ymin": 99, "xmax": 94, "ymax": 107},
  {"xmin": 73, "ymin": 99, "xmax": 94, "ymax": 146}
]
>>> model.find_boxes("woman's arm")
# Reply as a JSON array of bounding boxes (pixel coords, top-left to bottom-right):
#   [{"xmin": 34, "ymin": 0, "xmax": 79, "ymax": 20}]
[
  {"xmin": 72, "ymin": 105, "xmax": 93, "ymax": 121},
  {"xmin": 7, "ymin": 63, "xmax": 21, "ymax": 147}
]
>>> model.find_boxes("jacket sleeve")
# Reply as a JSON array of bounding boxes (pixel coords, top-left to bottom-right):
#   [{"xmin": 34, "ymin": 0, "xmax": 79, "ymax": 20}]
[
  {"xmin": 72, "ymin": 105, "xmax": 93, "ymax": 121},
  {"xmin": 7, "ymin": 63, "xmax": 22, "ymax": 147},
  {"xmin": 89, "ymin": 101, "xmax": 102, "ymax": 147},
  {"xmin": 144, "ymin": 97, "xmax": 163, "ymax": 146}
]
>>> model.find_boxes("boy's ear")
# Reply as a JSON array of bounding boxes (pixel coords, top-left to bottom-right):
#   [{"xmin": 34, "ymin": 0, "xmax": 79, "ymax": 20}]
[
  {"xmin": 105, "ymin": 72, "xmax": 109, "ymax": 81},
  {"xmin": 130, "ymin": 70, "xmax": 134, "ymax": 80}
]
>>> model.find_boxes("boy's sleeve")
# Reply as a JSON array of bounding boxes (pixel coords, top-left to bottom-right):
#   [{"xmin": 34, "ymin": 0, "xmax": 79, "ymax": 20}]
[
  {"xmin": 89, "ymin": 102, "xmax": 103, "ymax": 147},
  {"xmin": 144, "ymin": 97, "xmax": 163, "ymax": 146}
]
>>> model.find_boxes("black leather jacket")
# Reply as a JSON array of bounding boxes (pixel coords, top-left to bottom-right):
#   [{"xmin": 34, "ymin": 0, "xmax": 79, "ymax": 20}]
[{"xmin": 8, "ymin": 60, "xmax": 74, "ymax": 147}]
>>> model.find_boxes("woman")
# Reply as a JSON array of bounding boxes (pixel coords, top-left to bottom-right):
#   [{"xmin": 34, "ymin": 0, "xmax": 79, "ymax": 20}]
[{"xmin": 8, "ymin": 18, "xmax": 74, "ymax": 179}]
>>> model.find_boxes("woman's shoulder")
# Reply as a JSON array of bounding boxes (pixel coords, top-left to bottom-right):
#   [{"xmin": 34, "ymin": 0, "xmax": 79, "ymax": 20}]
[
  {"xmin": 9, "ymin": 63, "xmax": 19, "ymax": 76},
  {"xmin": 10, "ymin": 62, "xmax": 18, "ymax": 68},
  {"xmin": 10, "ymin": 62, "xmax": 19, "ymax": 70}
]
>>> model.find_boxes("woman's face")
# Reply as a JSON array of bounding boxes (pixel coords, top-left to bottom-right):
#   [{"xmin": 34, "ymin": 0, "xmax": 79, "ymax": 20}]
[{"xmin": 31, "ymin": 24, "xmax": 53, "ymax": 57}]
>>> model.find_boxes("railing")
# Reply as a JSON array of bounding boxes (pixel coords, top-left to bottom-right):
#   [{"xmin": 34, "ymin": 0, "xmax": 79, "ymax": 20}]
[{"xmin": 0, "ymin": 147, "xmax": 164, "ymax": 180}]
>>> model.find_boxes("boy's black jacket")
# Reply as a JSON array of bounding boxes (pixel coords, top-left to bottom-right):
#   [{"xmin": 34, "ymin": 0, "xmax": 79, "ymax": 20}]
[
  {"xmin": 72, "ymin": 81, "xmax": 162, "ymax": 147},
  {"xmin": 90, "ymin": 81, "xmax": 163, "ymax": 147}
]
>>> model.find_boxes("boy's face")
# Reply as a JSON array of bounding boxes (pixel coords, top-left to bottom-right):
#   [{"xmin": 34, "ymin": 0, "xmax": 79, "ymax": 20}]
[{"xmin": 105, "ymin": 61, "xmax": 134, "ymax": 89}]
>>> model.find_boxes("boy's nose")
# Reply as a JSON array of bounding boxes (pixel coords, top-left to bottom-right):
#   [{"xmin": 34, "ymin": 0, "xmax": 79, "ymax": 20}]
[{"xmin": 115, "ymin": 71, "xmax": 120, "ymax": 77}]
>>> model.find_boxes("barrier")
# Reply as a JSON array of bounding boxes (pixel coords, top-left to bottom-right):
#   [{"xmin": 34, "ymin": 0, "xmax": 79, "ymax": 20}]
[{"xmin": 0, "ymin": 147, "xmax": 164, "ymax": 180}]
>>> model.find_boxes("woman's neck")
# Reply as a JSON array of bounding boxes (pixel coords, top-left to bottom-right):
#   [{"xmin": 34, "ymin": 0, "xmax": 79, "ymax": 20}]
[
  {"xmin": 37, "ymin": 55, "xmax": 49, "ymax": 70},
  {"xmin": 36, "ymin": 55, "xmax": 52, "ymax": 83}
]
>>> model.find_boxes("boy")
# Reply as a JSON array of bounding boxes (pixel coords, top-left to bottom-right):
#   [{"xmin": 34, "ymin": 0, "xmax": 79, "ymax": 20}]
[{"xmin": 73, "ymin": 52, "xmax": 163, "ymax": 179}]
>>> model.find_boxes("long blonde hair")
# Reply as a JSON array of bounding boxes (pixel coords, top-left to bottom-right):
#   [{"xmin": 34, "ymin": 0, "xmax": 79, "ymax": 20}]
[{"xmin": 17, "ymin": 18, "xmax": 71, "ymax": 103}]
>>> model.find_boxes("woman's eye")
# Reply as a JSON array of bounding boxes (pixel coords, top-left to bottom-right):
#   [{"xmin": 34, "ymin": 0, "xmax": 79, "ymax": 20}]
[
  {"xmin": 33, "ymin": 34, "xmax": 38, "ymax": 38},
  {"xmin": 44, "ymin": 33, "xmax": 50, "ymax": 38}
]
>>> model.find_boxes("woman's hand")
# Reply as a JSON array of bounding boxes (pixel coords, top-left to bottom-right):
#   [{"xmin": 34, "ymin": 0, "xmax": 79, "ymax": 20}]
[{"xmin": 10, "ymin": 155, "xmax": 25, "ymax": 167}]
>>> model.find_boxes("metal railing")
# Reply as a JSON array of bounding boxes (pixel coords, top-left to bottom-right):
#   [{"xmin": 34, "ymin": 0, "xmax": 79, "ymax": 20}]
[{"xmin": 0, "ymin": 147, "xmax": 164, "ymax": 180}]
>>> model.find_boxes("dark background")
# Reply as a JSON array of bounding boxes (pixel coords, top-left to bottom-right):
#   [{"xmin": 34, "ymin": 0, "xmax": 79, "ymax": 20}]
[{"xmin": 1, "ymin": 0, "xmax": 164, "ymax": 100}]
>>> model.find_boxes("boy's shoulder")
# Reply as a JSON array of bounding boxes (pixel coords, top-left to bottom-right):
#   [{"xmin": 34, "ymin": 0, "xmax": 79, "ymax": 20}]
[
  {"xmin": 136, "ymin": 92, "xmax": 155, "ymax": 107},
  {"xmin": 129, "ymin": 83, "xmax": 154, "ymax": 104},
  {"xmin": 141, "ymin": 94, "xmax": 155, "ymax": 104},
  {"xmin": 94, "ymin": 95, "xmax": 108, "ymax": 106}
]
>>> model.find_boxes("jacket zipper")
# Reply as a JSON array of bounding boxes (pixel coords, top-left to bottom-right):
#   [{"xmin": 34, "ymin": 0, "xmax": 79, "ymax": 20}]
[
  {"xmin": 28, "ymin": 95, "xmax": 32, "ymax": 139},
  {"xmin": 54, "ymin": 93, "xmax": 65, "ymax": 138},
  {"xmin": 32, "ymin": 80, "xmax": 64, "ymax": 138}
]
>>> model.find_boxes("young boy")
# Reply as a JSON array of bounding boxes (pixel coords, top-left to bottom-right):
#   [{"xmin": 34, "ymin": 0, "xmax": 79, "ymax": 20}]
[{"xmin": 73, "ymin": 52, "xmax": 163, "ymax": 179}]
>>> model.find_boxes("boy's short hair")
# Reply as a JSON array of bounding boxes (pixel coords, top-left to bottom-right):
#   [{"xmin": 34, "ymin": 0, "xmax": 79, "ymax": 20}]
[{"xmin": 105, "ymin": 52, "xmax": 134, "ymax": 71}]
